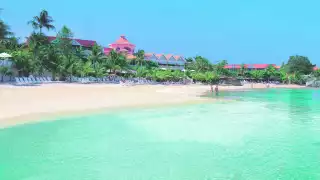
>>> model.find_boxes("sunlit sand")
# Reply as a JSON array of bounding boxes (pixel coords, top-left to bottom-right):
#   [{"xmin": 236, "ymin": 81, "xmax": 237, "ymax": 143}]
[{"xmin": 0, "ymin": 83, "xmax": 304, "ymax": 128}]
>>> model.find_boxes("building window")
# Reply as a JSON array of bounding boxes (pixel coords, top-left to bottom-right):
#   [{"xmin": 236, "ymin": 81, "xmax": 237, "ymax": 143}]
[{"xmin": 124, "ymin": 47, "xmax": 131, "ymax": 52}]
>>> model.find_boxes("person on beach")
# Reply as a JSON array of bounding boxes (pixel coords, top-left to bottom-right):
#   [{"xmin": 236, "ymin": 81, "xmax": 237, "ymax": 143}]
[
  {"xmin": 210, "ymin": 84, "xmax": 214, "ymax": 93},
  {"xmin": 215, "ymin": 85, "xmax": 219, "ymax": 95}
]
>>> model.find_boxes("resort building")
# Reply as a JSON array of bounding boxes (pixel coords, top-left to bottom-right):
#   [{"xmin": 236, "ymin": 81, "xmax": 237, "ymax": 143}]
[
  {"xmin": 144, "ymin": 53, "xmax": 186, "ymax": 70},
  {"xmin": 103, "ymin": 35, "xmax": 186, "ymax": 70},
  {"xmin": 224, "ymin": 64, "xmax": 281, "ymax": 70},
  {"xmin": 47, "ymin": 36, "xmax": 97, "ymax": 50},
  {"xmin": 103, "ymin": 35, "xmax": 136, "ymax": 56},
  {"xmin": 224, "ymin": 64, "xmax": 319, "ymax": 71},
  {"xmin": 47, "ymin": 36, "xmax": 97, "ymax": 56}
]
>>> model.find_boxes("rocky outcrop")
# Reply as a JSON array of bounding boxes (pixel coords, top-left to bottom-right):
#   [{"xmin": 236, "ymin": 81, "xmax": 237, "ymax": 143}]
[{"xmin": 305, "ymin": 76, "xmax": 320, "ymax": 87}]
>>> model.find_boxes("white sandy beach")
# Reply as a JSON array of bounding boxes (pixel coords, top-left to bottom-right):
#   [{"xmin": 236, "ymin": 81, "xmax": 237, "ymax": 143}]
[{"xmin": 0, "ymin": 83, "xmax": 304, "ymax": 128}]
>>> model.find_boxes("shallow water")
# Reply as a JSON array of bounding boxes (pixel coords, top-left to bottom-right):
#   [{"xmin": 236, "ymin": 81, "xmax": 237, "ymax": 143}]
[{"xmin": 1, "ymin": 88, "xmax": 320, "ymax": 180}]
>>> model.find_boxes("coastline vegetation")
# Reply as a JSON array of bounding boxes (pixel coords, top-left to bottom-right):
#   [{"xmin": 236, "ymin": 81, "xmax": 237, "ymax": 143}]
[{"xmin": 0, "ymin": 9, "xmax": 319, "ymax": 84}]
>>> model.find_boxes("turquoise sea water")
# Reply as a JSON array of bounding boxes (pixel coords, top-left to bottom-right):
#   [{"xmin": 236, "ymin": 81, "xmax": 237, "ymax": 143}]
[{"xmin": 1, "ymin": 88, "xmax": 320, "ymax": 180}]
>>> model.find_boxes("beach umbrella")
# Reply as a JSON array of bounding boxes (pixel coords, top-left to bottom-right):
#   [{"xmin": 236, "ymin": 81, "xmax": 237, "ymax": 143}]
[{"xmin": 0, "ymin": 52, "xmax": 12, "ymax": 58}]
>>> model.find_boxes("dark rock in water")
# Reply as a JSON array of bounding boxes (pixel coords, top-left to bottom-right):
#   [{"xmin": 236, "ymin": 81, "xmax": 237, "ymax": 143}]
[
  {"xmin": 220, "ymin": 79, "xmax": 242, "ymax": 86},
  {"xmin": 306, "ymin": 80, "xmax": 320, "ymax": 87}
]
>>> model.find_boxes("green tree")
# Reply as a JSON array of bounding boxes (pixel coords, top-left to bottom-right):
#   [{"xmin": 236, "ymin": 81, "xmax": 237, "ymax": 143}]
[
  {"xmin": 88, "ymin": 43, "xmax": 105, "ymax": 64},
  {"xmin": 11, "ymin": 50, "xmax": 35, "ymax": 76},
  {"xmin": 264, "ymin": 65, "xmax": 277, "ymax": 81},
  {"xmin": 40, "ymin": 44, "xmax": 63, "ymax": 80},
  {"xmin": 214, "ymin": 60, "xmax": 230, "ymax": 76},
  {"xmin": 87, "ymin": 43, "xmax": 107, "ymax": 74},
  {"xmin": 286, "ymin": 55, "xmax": 315, "ymax": 75},
  {"xmin": 62, "ymin": 54, "xmax": 80, "ymax": 81},
  {"xmin": 28, "ymin": 10, "xmax": 55, "ymax": 33},
  {"xmin": 191, "ymin": 56, "xmax": 212, "ymax": 72},
  {"xmin": 239, "ymin": 63, "xmax": 246, "ymax": 76},
  {"xmin": 0, "ymin": 36, "xmax": 21, "ymax": 51},
  {"xmin": 0, "ymin": 66, "xmax": 11, "ymax": 82},
  {"xmin": 78, "ymin": 61, "xmax": 94, "ymax": 77},
  {"xmin": 312, "ymin": 69, "xmax": 320, "ymax": 78},
  {"xmin": 134, "ymin": 49, "xmax": 145, "ymax": 67},
  {"xmin": 0, "ymin": 20, "xmax": 13, "ymax": 40},
  {"xmin": 251, "ymin": 70, "xmax": 264, "ymax": 80},
  {"xmin": 105, "ymin": 50, "xmax": 129, "ymax": 74}
]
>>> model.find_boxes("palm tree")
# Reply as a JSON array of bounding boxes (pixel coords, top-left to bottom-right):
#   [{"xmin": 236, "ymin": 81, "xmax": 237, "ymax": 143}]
[
  {"xmin": 106, "ymin": 50, "xmax": 129, "ymax": 74},
  {"xmin": 11, "ymin": 50, "xmax": 35, "ymax": 76},
  {"xmin": 0, "ymin": 18, "xmax": 13, "ymax": 40},
  {"xmin": 134, "ymin": 49, "xmax": 145, "ymax": 67},
  {"xmin": 0, "ymin": 19, "xmax": 13, "ymax": 51},
  {"xmin": 192, "ymin": 56, "xmax": 212, "ymax": 72},
  {"xmin": 88, "ymin": 43, "xmax": 107, "ymax": 74},
  {"xmin": 240, "ymin": 63, "xmax": 246, "ymax": 76},
  {"xmin": 78, "ymin": 61, "xmax": 94, "ymax": 77},
  {"xmin": 28, "ymin": 10, "xmax": 55, "ymax": 33},
  {"xmin": 40, "ymin": 44, "xmax": 63, "ymax": 80}
]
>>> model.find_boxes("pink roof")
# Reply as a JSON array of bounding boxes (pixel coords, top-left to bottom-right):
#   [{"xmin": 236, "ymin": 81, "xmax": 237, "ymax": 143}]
[
  {"xmin": 174, "ymin": 55, "xmax": 181, "ymax": 60},
  {"xmin": 126, "ymin": 54, "xmax": 136, "ymax": 59},
  {"xmin": 144, "ymin": 53, "xmax": 153, "ymax": 58},
  {"xmin": 165, "ymin": 54, "xmax": 173, "ymax": 60},
  {"xmin": 46, "ymin": 36, "xmax": 96, "ymax": 47},
  {"xmin": 114, "ymin": 35, "xmax": 132, "ymax": 44},
  {"xmin": 275, "ymin": 66, "xmax": 281, "ymax": 69},
  {"xmin": 314, "ymin": 66, "xmax": 318, "ymax": 71},
  {"xmin": 155, "ymin": 54, "xmax": 162, "ymax": 59}
]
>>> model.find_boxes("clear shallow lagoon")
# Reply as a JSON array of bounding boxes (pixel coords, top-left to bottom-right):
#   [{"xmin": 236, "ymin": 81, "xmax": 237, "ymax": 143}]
[{"xmin": 1, "ymin": 88, "xmax": 320, "ymax": 180}]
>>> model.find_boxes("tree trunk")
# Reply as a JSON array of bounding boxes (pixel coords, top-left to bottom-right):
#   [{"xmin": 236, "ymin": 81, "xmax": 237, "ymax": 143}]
[{"xmin": 52, "ymin": 71, "xmax": 56, "ymax": 81}]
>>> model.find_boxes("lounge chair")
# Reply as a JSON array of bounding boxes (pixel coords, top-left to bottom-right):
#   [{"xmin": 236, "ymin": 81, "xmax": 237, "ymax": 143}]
[
  {"xmin": 29, "ymin": 77, "xmax": 39, "ymax": 84},
  {"xmin": 20, "ymin": 77, "xmax": 29, "ymax": 85},
  {"xmin": 46, "ymin": 77, "xmax": 52, "ymax": 83},
  {"xmin": 39, "ymin": 77, "xmax": 46, "ymax": 83},
  {"xmin": 27, "ymin": 77, "xmax": 37, "ymax": 84},
  {"xmin": 35, "ymin": 77, "xmax": 42, "ymax": 83},
  {"xmin": 22, "ymin": 77, "xmax": 31, "ymax": 85},
  {"xmin": 15, "ymin": 77, "xmax": 24, "ymax": 85}
]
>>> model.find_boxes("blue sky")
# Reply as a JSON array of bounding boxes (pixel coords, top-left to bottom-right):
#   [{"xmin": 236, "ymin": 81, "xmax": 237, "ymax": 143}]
[{"xmin": 1, "ymin": 0, "xmax": 320, "ymax": 65}]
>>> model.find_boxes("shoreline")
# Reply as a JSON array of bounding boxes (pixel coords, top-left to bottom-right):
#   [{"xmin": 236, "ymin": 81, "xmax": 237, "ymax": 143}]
[{"xmin": 0, "ymin": 83, "xmax": 305, "ymax": 129}]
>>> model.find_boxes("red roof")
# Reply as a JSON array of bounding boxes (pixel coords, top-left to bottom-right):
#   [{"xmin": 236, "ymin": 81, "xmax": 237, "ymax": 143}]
[
  {"xmin": 253, "ymin": 64, "xmax": 269, "ymax": 69},
  {"xmin": 224, "ymin": 64, "xmax": 279, "ymax": 69},
  {"xmin": 74, "ymin": 38, "xmax": 96, "ymax": 47},
  {"xmin": 224, "ymin": 64, "xmax": 241, "ymax": 69},
  {"xmin": 47, "ymin": 36, "xmax": 96, "ymax": 47}
]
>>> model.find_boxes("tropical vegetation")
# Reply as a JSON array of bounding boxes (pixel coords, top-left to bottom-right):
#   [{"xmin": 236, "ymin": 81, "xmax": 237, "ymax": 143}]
[{"xmin": 0, "ymin": 9, "xmax": 318, "ymax": 84}]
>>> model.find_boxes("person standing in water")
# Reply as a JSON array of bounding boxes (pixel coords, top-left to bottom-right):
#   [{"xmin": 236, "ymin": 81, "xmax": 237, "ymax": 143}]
[{"xmin": 215, "ymin": 84, "xmax": 219, "ymax": 95}]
